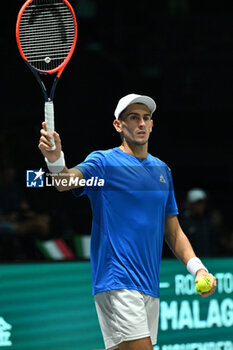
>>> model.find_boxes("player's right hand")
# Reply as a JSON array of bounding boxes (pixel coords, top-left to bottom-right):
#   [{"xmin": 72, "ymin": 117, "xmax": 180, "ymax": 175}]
[{"xmin": 38, "ymin": 122, "xmax": 62, "ymax": 162}]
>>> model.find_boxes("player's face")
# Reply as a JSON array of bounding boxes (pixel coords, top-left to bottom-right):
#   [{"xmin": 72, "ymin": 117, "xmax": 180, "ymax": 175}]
[{"xmin": 118, "ymin": 104, "xmax": 153, "ymax": 145}]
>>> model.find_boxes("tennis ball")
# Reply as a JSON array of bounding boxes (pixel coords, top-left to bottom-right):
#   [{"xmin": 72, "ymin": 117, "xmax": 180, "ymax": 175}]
[{"xmin": 196, "ymin": 276, "xmax": 212, "ymax": 295}]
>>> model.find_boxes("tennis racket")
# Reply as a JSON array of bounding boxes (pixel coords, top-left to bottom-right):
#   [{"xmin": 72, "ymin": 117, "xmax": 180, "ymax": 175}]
[{"xmin": 16, "ymin": 0, "xmax": 78, "ymax": 150}]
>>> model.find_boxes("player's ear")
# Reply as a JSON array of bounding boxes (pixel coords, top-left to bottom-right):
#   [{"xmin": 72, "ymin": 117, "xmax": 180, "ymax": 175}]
[
  {"xmin": 113, "ymin": 119, "xmax": 122, "ymax": 133},
  {"xmin": 149, "ymin": 119, "xmax": 153, "ymax": 132}
]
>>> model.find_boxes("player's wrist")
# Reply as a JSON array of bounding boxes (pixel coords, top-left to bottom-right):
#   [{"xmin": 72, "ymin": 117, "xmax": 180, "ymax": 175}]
[
  {"xmin": 186, "ymin": 257, "xmax": 208, "ymax": 277},
  {"xmin": 45, "ymin": 151, "xmax": 65, "ymax": 173}
]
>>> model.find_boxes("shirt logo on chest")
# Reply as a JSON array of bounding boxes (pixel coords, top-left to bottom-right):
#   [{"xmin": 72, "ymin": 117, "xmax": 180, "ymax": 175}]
[{"xmin": 160, "ymin": 174, "xmax": 166, "ymax": 183}]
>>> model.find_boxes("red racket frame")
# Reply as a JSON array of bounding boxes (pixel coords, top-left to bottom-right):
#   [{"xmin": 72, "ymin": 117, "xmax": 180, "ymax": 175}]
[{"xmin": 16, "ymin": 0, "xmax": 78, "ymax": 77}]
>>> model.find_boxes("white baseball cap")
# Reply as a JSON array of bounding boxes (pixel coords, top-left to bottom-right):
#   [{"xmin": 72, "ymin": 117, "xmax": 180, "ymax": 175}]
[
  {"xmin": 187, "ymin": 188, "xmax": 207, "ymax": 203},
  {"xmin": 114, "ymin": 93, "xmax": 156, "ymax": 119}
]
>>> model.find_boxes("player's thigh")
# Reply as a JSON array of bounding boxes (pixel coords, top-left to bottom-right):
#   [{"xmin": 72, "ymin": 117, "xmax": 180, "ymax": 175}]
[
  {"xmin": 118, "ymin": 336, "xmax": 153, "ymax": 350},
  {"xmin": 144, "ymin": 294, "xmax": 159, "ymax": 345}
]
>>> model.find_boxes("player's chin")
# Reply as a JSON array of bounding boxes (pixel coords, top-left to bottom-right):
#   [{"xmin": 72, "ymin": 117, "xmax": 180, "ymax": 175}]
[
  {"xmin": 133, "ymin": 140, "xmax": 148, "ymax": 146},
  {"xmin": 134, "ymin": 136, "xmax": 150, "ymax": 145}
]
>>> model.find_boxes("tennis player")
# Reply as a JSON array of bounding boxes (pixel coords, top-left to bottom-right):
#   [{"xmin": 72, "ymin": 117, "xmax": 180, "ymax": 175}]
[{"xmin": 39, "ymin": 93, "xmax": 217, "ymax": 350}]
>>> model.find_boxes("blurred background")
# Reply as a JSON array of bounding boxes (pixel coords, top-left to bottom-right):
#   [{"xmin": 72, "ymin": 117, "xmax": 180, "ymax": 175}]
[{"xmin": 0, "ymin": 0, "xmax": 232, "ymax": 261}]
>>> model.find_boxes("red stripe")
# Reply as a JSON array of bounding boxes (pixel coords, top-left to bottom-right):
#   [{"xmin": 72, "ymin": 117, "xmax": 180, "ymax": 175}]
[{"xmin": 55, "ymin": 239, "xmax": 75, "ymax": 260}]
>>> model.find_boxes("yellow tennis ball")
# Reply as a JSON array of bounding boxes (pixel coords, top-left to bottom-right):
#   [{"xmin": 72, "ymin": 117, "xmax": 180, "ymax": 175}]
[{"xmin": 196, "ymin": 276, "xmax": 212, "ymax": 294}]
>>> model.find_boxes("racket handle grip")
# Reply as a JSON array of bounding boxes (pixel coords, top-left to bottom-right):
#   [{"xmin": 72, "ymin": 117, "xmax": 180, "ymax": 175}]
[{"xmin": 44, "ymin": 101, "xmax": 56, "ymax": 151}]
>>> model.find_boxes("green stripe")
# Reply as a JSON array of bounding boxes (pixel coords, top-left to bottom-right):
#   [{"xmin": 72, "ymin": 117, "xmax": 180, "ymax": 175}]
[
  {"xmin": 74, "ymin": 235, "xmax": 84, "ymax": 258},
  {"xmin": 36, "ymin": 240, "xmax": 52, "ymax": 260}
]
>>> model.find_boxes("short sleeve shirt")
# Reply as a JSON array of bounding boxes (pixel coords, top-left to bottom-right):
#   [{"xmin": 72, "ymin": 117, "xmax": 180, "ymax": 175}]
[{"xmin": 73, "ymin": 147, "xmax": 178, "ymax": 298}]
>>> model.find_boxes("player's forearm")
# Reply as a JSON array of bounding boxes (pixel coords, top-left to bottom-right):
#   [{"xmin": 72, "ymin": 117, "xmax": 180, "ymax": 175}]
[
  {"xmin": 43, "ymin": 147, "xmax": 84, "ymax": 191},
  {"xmin": 167, "ymin": 230, "xmax": 196, "ymax": 265},
  {"xmin": 39, "ymin": 124, "xmax": 84, "ymax": 192},
  {"xmin": 164, "ymin": 216, "xmax": 196, "ymax": 265},
  {"xmin": 165, "ymin": 217, "xmax": 209, "ymax": 278},
  {"xmin": 167, "ymin": 227, "xmax": 216, "ymax": 295},
  {"xmin": 165, "ymin": 228, "xmax": 196, "ymax": 266},
  {"xmin": 49, "ymin": 166, "xmax": 83, "ymax": 192}
]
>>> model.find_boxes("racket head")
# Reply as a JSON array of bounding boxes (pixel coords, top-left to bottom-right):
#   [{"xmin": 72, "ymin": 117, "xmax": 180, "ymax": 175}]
[{"xmin": 16, "ymin": 0, "xmax": 78, "ymax": 76}]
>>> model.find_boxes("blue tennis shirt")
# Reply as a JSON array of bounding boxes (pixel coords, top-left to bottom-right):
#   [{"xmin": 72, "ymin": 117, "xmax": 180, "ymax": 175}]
[{"xmin": 73, "ymin": 147, "xmax": 178, "ymax": 298}]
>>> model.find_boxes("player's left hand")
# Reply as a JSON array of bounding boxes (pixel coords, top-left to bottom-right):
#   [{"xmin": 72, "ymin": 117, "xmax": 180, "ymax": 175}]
[{"xmin": 195, "ymin": 269, "xmax": 217, "ymax": 298}]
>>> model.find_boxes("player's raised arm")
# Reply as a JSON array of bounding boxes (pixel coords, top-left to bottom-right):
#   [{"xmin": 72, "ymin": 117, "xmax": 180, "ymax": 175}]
[{"xmin": 38, "ymin": 122, "xmax": 83, "ymax": 192}]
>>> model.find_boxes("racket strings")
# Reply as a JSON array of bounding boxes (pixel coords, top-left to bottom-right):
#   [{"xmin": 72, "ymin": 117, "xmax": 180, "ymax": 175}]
[{"xmin": 19, "ymin": 0, "xmax": 76, "ymax": 71}]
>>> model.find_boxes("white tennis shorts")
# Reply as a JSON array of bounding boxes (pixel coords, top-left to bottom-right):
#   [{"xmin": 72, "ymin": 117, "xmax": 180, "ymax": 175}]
[{"xmin": 94, "ymin": 289, "xmax": 159, "ymax": 350}]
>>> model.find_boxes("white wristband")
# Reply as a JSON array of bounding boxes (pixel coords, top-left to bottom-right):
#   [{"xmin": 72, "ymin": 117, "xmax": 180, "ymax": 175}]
[
  {"xmin": 187, "ymin": 257, "xmax": 208, "ymax": 277},
  {"xmin": 45, "ymin": 151, "xmax": 65, "ymax": 173}
]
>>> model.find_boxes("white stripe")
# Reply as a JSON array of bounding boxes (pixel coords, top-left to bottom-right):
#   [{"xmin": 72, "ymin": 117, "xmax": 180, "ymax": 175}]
[
  {"xmin": 159, "ymin": 282, "xmax": 170, "ymax": 288},
  {"xmin": 44, "ymin": 240, "xmax": 64, "ymax": 260},
  {"xmin": 81, "ymin": 236, "xmax": 91, "ymax": 259}
]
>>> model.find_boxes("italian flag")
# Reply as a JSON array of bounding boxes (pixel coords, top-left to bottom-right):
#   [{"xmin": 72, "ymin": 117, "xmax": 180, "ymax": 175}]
[
  {"xmin": 37, "ymin": 239, "xmax": 75, "ymax": 260},
  {"xmin": 74, "ymin": 235, "xmax": 90, "ymax": 259}
]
